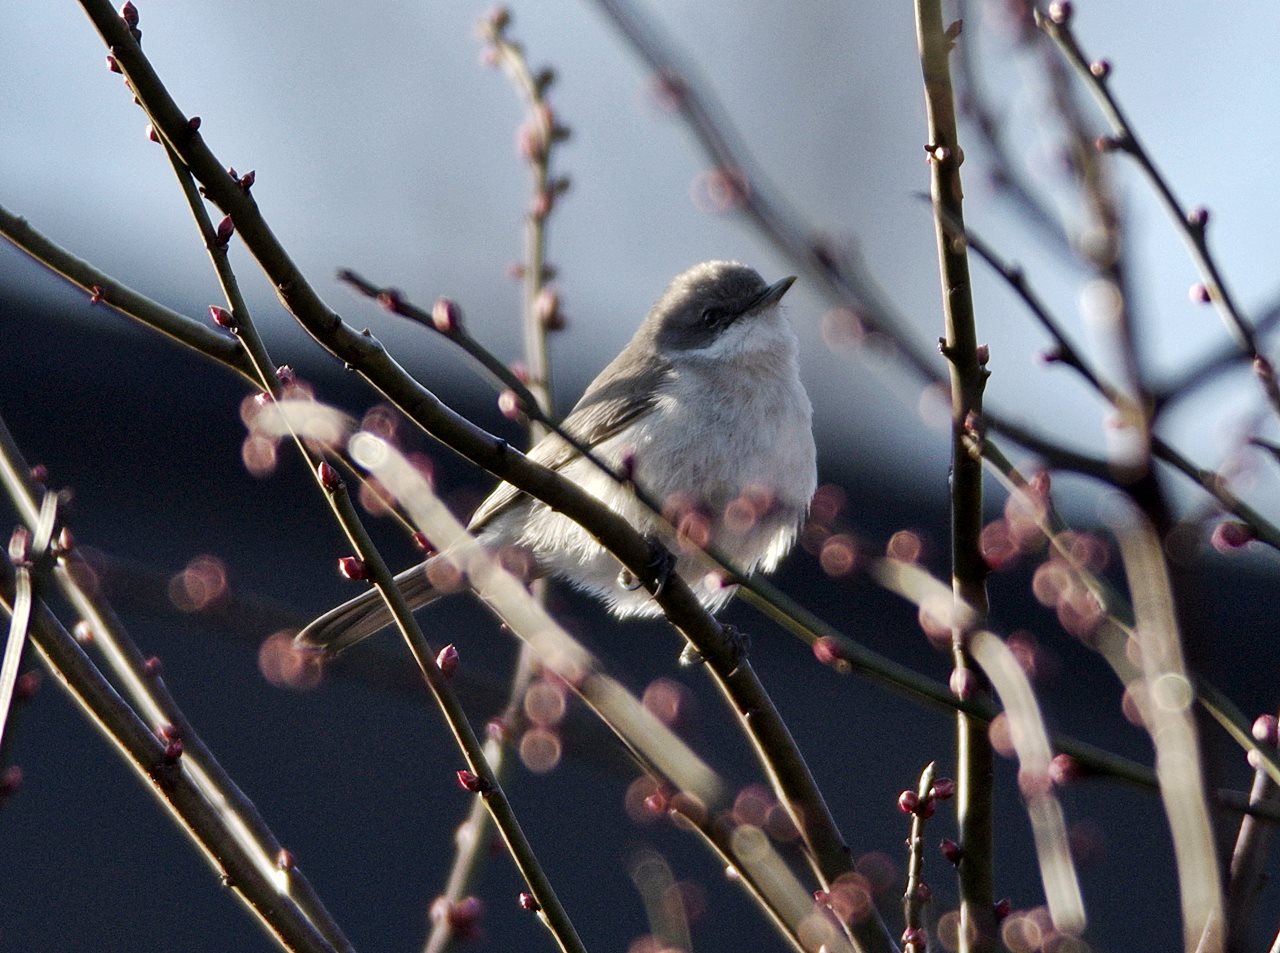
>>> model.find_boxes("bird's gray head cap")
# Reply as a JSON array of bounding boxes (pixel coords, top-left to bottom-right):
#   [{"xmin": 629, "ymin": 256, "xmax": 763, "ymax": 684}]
[{"xmin": 649, "ymin": 261, "xmax": 797, "ymax": 354}]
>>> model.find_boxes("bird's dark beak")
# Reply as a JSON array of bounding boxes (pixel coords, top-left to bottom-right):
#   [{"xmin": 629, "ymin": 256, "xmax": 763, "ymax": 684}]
[{"xmin": 750, "ymin": 275, "xmax": 797, "ymax": 312}]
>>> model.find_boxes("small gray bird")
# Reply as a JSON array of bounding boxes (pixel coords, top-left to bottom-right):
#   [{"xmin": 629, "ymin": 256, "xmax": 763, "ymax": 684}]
[{"xmin": 297, "ymin": 261, "xmax": 817, "ymax": 655}]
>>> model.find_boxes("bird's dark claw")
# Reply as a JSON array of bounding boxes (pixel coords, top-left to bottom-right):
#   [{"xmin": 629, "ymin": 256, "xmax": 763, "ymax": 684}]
[
  {"xmin": 618, "ymin": 538, "xmax": 677, "ymax": 597},
  {"xmin": 679, "ymin": 623, "xmax": 750, "ymax": 670},
  {"xmin": 644, "ymin": 537, "xmax": 677, "ymax": 597}
]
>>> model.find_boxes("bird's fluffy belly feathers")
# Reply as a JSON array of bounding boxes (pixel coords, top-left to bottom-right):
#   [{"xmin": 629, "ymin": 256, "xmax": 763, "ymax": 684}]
[{"xmin": 502, "ymin": 322, "xmax": 816, "ymax": 617}]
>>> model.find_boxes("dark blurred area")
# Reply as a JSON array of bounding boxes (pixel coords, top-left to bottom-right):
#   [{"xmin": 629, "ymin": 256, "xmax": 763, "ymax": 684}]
[{"xmin": 1, "ymin": 281, "xmax": 1278, "ymax": 953}]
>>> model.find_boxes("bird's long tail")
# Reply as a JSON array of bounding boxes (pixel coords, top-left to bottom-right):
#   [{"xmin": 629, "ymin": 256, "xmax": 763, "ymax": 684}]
[{"xmin": 294, "ymin": 560, "xmax": 443, "ymax": 656}]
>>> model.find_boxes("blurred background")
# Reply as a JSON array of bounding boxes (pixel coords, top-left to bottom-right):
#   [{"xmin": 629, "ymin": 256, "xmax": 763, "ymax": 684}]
[{"xmin": 2, "ymin": 1, "xmax": 1279, "ymax": 951}]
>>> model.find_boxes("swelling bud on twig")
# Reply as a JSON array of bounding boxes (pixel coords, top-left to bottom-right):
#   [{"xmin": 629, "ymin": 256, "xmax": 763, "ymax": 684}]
[
  {"xmin": 214, "ymin": 215, "xmax": 235, "ymax": 246},
  {"xmin": 431, "ymin": 297, "xmax": 460, "ymax": 334},
  {"xmin": 940, "ymin": 838, "xmax": 963, "ymax": 866},
  {"xmin": 1211, "ymin": 520, "xmax": 1254, "ymax": 553},
  {"xmin": 316, "ymin": 461, "xmax": 342, "ymax": 492},
  {"xmin": 455, "ymin": 769, "xmax": 491, "ymax": 795},
  {"xmin": 208, "ymin": 306, "xmax": 237, "ymax": 331},
  {"xmin": 337, "ymin": 556, "xmax": 367, "ymax": 581},
  {"xmin": 436, "ymin": 643, "xmax": 459, "ymax": 678},
  {"xmin": 1252, "ymin": 714, "xmax": 1278, "ymax": 748}
]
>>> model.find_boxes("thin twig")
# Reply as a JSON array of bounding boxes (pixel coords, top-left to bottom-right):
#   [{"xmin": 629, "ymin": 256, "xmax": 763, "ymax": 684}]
[
  {"xmin": 1036, "ymin": 3, "xmax": 1280, "ymax": 420},
  {"xmin": 914, "ymin": 6, "xmax": 995, "ymax": 950}
]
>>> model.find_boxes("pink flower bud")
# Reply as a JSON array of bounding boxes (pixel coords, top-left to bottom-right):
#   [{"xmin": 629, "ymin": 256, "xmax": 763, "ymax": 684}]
[
  {"xmin": 498, "ymin": 389, "xmax": 522, "ymax": 420},
  {"xmin": 143, "ymin": 656, "xmax": 163, "ymax": 678},
  {"xmin": 376, "ymin": 289, "xmax": 404, "ymax": 313},
  {"xmin": 8, "ymin": 526, "xmax": 31, "ymax": 566},
  {"xmin": 1252, "ymin": 713, "xmax": 1278, "ymax": 748},
  {"xmin": 1189, "ymin": 283, "xmax": 1211, "ymax": 304},
  {"xmin": 215, "ymin": 215, "xmax": 235, "ymax": 246},
  {"xmin": 338, "ymin": 556, "xmax": 367, "ymax": 581},
  {"xmin": 897, "ymin": 790, "xmax": 920, "ymax": 814},
  {"xmin": 949, "ymin": 666, "xmax": 976, "ymax": 700},
  {"xmin": 239, "ymin": 169, "xmax": 256, "ymax": 190},
  {"xmin": 106, "ymin": 55, "xmax": 122, "ymax": 74},
  {"xmin": 1089, "ymin": 59, "xmax": 1111, "ymax": 79},
  {"xmin": 275, "ymin": 365, "xmax": 297, "ymax": 387},
  {"xmin": 812, "ymin": 636, "xmax": 847, "ymax": 668},
  {"xmin": 518, "ymin": 891, "xmax": 540, "ymax": 912},
  {"xmin": 1049, "ymin": 753, "xmax": 1084, "ymax": 786},
  {"xmin": 276, "ymin": 848, "xmax": 295, "ymax": 870},
  {"xmin": 187, "ymin": 116, "xmax": 201, "ymax": 132},
  {"xmin": 1187, "ymin": 206, "xmax": 1210, "ymax": 229},
  {"xmin": 436, "ymin": 643, "xmax": 459, "ymax": 678},
  {"xmin": 534, "ymin": 287, "xmax": 563, "ymax": 330},
  {"xmin": 901, "ymin": 927, "xmax": 927, "ymax": 949},
  {"xmin": 145, "ymin": 123, "xmax": 159, "ymax": 143},
  {"xmin": 1047, "ymin": 0, "xmax": 1072, "ymax": 25},
  {"xmin": 1211, "ymin": 520, "xmax": 1255, "ymax": 553},
  {"xmin": 931, "ymin": 777, "xmax": 956, "ymax": 800},
  {"xmin": 120, "ymin": 2, "xmax": 139, "ymax": 28},
  {"xmin": 0, "ymin": 765, "xmax": 23, "ymax": 797},
  {"xmin": 432, "ymin": 296, "xmax": 461, "ymax": 334}
]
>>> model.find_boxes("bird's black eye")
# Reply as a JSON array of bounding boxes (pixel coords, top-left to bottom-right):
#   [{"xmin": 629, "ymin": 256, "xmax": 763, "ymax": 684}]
[{"xmin": 700, "ymin": 306, "xmax": 725, "ymax": 329}]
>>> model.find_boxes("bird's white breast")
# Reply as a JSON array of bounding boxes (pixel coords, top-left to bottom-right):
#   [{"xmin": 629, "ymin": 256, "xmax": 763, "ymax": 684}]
[{"xmin": 500, "ymin": 309, "xmax": 815, "ymax": 617}]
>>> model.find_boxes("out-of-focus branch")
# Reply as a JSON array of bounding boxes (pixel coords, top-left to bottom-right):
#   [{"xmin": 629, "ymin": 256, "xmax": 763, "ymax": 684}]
[
  {"xmin": 0, "ymin": 568, "xmax": 341, "ymax": 953},
  {"xmin": 1037, "ymin": 2, "xmax": 1280, "ymax": 420},
  {"xmin": 952, "ymin": 0, "xmax": 1073, "ymax": 254},
  {"xmin": 0, "ymin": 412, "xmax": 355, "ymax": 953},
  {"xmin": 586, "ymin": 0, "xmax": 937, "ymax": 384}
]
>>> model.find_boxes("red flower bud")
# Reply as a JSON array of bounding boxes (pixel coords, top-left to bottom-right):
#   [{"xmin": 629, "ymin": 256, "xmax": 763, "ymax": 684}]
[
  {"xmin": 15, "ymin": 670, "xmax": 42, "ymax": 702},
  {"xmin": 317, "ymin": 461, "xmax": 342, "ymax": 492},
  {"xmin": 143, "ymin": 656, "xmax": 163, "ymax": 678},
  {"xmin": 940, "ymin": 838, "xmax": 963, "ymax": 865},
  {"xmin": 215, "ymin": 215, "xmax": 235, "ymax": 246},
  {"xmin": 897, "ymin": 790, "xmax": 920, "ymax": 814},
  {"xmin": 518, "ymin": 891, "xmax": 540, "ymax": 912},
  {"xmin": 120, "ymin": 2, "xmax": 139, "ymax": 28},
  {"xmin": 209, "ymin": 306, "xmax": 237, "ymax": 331},
  {"xmin": 338, "ymin": 556, "xmax": 367, "ymax": 581},
  {"xmin": 994, "ymin": 898, "xmax": 1012, "ymax": 921},
  {"xmin": 162, "ymin": 738, "xmax": 184, "ymax": 764},
  {"xmin": 187, "ymin": 116, "xmax": 201, "ymax": 132},
  {"xmin": 456, "ymin": 769, "xmax": 490, "ymax": 794},
  {"xmin": 276, "ymin": 848, "xmax": 295, "ymax": 870},
  {"xmin": 106, "ymin": 55, "xmax": 122, "ymax": 74},
  {"xmin": 930, "ymin": 777, "xmax": 956, "ymax": 800}
]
